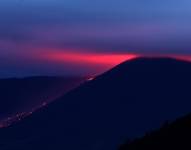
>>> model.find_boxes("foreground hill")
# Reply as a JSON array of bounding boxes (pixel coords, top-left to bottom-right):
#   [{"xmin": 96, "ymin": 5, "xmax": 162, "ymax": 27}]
[
  {"xmin": 0, "ymin": 57, "xmax": 191, "ymax": 150},
  {"xmin": 119, "ymin": 113, "xmax": 191, "ymax": 150},
  {"xmin": 0, "ymin": 77, "xmax": 84, "ymax": 121}
]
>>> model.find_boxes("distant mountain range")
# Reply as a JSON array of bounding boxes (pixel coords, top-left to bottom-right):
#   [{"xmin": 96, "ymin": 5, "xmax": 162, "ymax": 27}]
[
  {"xmin": 0, "ymin": 57, "xmax": 191, "ymax": 150},
  {"xmin": 0, "ymin": 76, "xmax": 84, "ymax": 121}
]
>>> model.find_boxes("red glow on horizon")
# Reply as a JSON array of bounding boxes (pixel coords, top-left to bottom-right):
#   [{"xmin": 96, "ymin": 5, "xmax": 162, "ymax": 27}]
[
  {"xmin": 41, "ymin": 51, "xmax": 138, "ymax": 66},
  {"xmin": 173, "ymin": 55, "xmax": 191, "ymax": 62}
]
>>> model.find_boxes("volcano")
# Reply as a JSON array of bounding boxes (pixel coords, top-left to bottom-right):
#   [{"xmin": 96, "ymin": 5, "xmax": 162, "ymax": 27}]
[{"xmin": 0, "ymin": 57, "xmax": 191, "ymax": 150}]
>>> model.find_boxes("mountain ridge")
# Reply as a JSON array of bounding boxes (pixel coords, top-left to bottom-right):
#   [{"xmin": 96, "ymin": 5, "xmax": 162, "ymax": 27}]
[{"xmin": 0, "ymin": 57, "xmax": 191, "ymax": 150}]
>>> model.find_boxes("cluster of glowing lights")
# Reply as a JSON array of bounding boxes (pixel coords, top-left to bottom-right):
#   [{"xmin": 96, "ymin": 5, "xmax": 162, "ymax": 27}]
[{"xmin": 0, "ymin": 101, "xmax": 48, "ymax": 128}]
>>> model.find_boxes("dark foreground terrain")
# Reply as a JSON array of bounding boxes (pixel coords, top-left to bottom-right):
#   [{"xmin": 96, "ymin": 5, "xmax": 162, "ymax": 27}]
[
  {"xmin": 0, "ymin": 57, "xmax": 191, "ymax": 150},
  {"xmin": 119, "ymin": 113, "xmax": 191, "ymax": 150}
]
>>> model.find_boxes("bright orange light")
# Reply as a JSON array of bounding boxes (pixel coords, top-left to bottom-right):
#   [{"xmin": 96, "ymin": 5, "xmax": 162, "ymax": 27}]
[{"xmin": 87, "ymin": 77, "xmax": 95, "ymax": 81}]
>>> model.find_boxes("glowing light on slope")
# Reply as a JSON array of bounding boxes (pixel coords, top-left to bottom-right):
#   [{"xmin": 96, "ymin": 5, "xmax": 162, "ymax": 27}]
[{"xmin": 87, "ymin": 77, "xmax": 95, "ymax": 81}]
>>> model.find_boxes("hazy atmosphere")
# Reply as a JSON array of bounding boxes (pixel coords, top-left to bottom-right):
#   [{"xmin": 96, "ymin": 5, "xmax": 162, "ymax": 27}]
[{"xmin": 1, "ymin": 0, "xmax": 191, "ymax": 77}]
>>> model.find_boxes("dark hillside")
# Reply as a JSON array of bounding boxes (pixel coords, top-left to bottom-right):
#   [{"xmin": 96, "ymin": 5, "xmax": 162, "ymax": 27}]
[{"xmin": 0, "ymin": 58, "xmax": 191, "ymax": 150}]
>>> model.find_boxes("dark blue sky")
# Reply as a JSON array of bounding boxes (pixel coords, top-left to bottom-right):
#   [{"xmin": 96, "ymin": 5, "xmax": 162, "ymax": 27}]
[{"xmin": 1, "ymin": 0, "xmax": 191, "ymax": 77}]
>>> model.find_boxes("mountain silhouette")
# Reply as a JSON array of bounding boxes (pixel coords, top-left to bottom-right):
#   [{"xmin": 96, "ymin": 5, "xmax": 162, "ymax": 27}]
[
  {"xmin": 0, "ymin": 76, "xmax": 84, "ymax": 121},
  {"xmin": 0, "ymin": 57, "xmax": 191, "ymax": 150},
  {"xmin": 119, "ymin": 113, "xmax": 191, "ymax": 150}
]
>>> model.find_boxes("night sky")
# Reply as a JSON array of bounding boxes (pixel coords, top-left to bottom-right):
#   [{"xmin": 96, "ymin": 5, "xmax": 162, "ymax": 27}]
[{"xmin": 1, "ymin": 0, "xmax": 191, "ymax": 77}]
